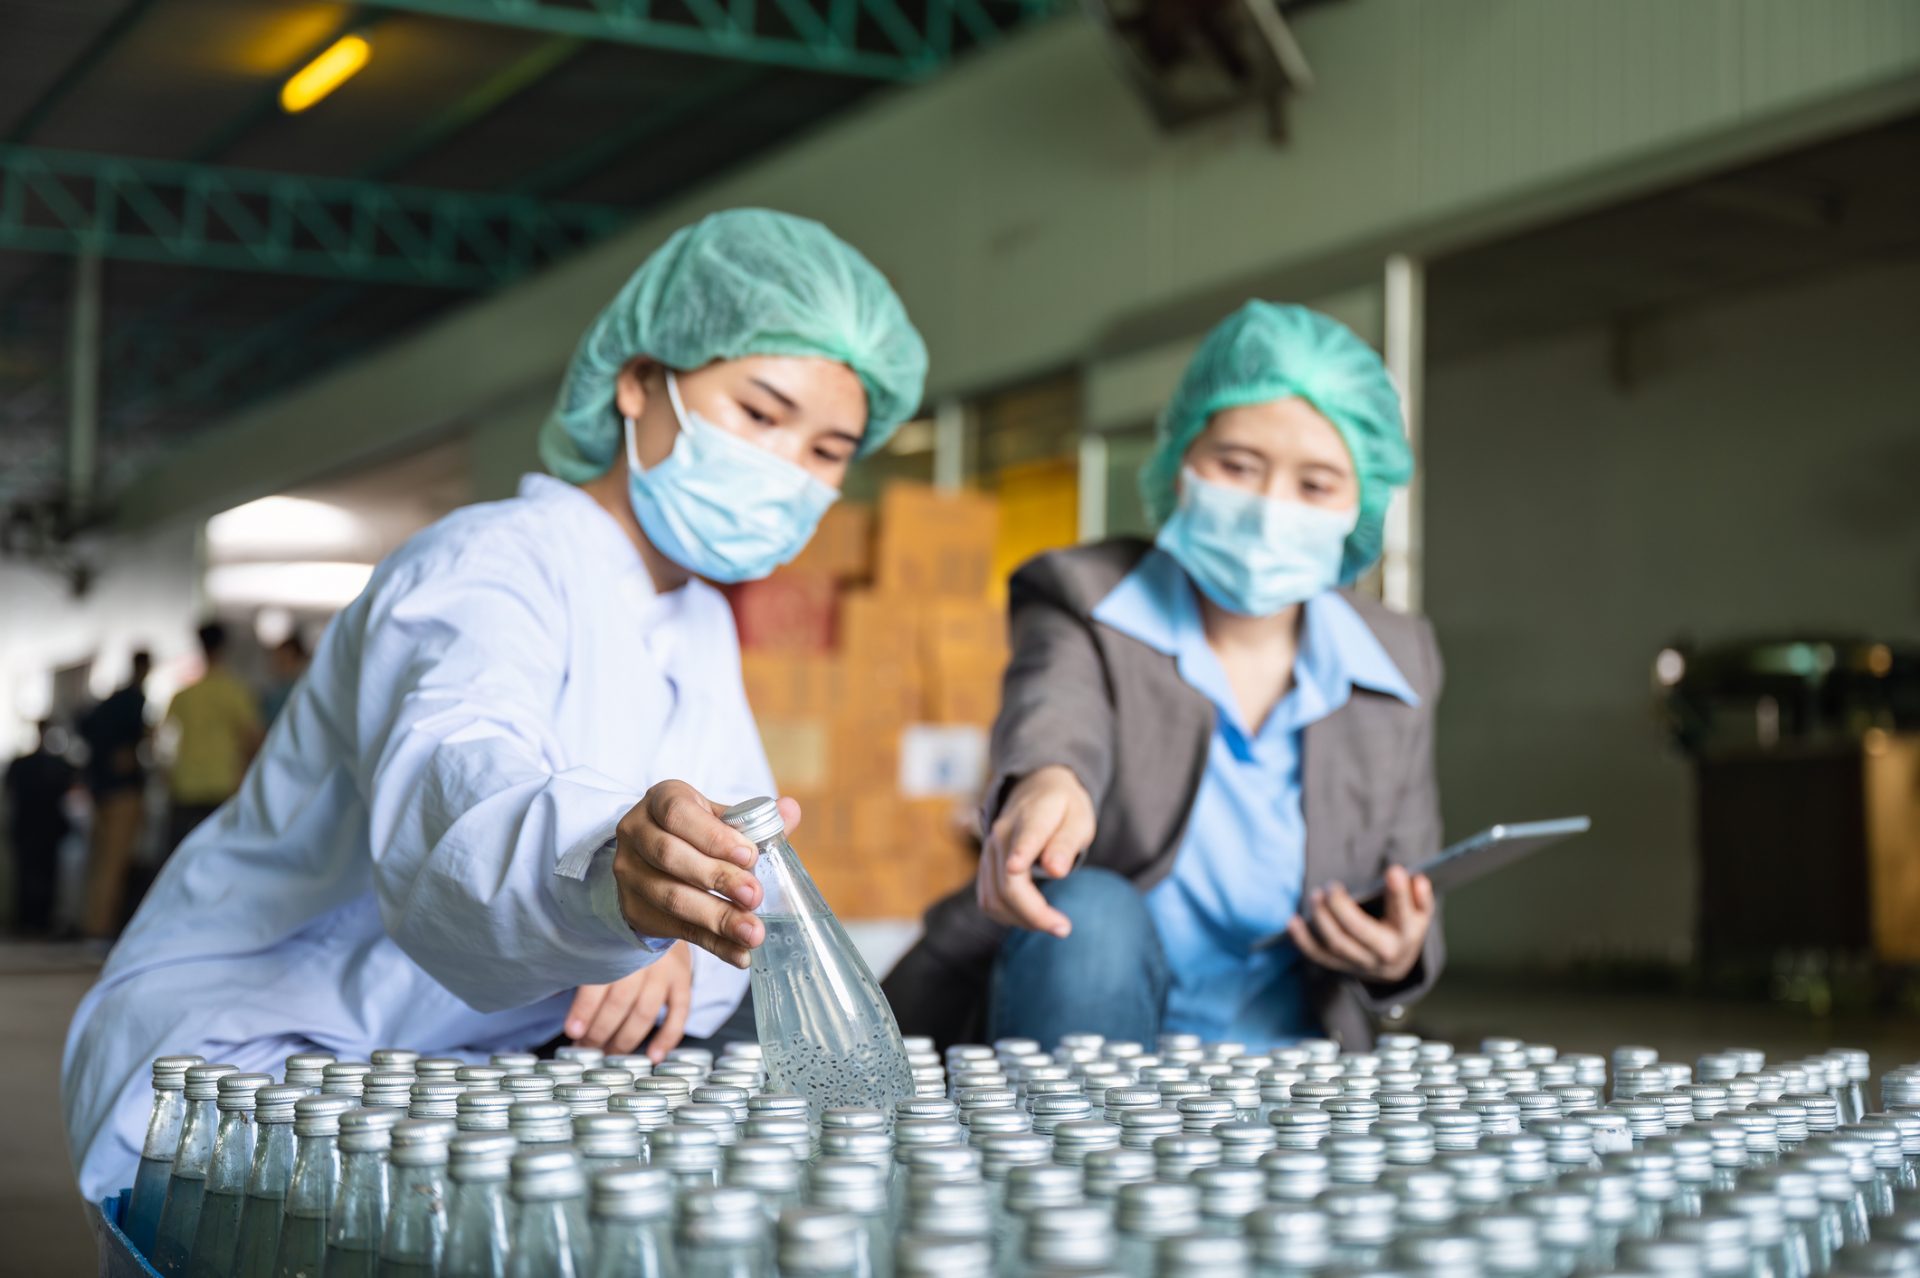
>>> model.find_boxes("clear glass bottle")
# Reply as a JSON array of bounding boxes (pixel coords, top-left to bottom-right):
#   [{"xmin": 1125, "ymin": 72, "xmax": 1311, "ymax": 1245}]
[
  {"xmin": 508, "ymin": 1149, "xmax": 591, "ymax": 1278},
  {"xmin": 1839, "ymin": 1123, "xmax": 1903, "ymax": 1218},
  {"xmin": 726, "ymin": 797, "xmax": 914, "ymax": 1123},
  {"xmin": 152, "ymin": 1062, "xmax": 240, "ymax": 1275},
  {"xmin": 229, "ymin": 1083, "xmax": 304, "ymax": 1278},
  {"xmin": 653, "ymin": 1124, "xmax": 726, "ymax": 1196},
  {"xmin": 441, "ymin": 1132, "xmax": 515, "ymax": 1278},
  {"xmin": 806, "ymin": 1156, "xmax": 892, "ymax": 1278},
  {"xmin": 1318, "ymin": 1186, "xmax": 1396, "ymax": 1270},
  {"xmin": 272, "ymin": 1094, "xmax": 357, "ymax": 1278},
  {"xmin": 677, "ymin": 1184, "xmax": 773, "ymax": 1278},
  {"xmin": 184, "ymin": 1071, "xmax": 272, "ymax": 1278},
  {"xmin": 127, "ymin": 1054, "xmax": 204, "ymax": 1257},
  {"xmin": 1748, "ymin": 1168, "xmax": 1822, "ymax": 1278},
  {"xmin": 587, "ymin": 1165, "xmax": 675, "ymax": 1278},
  {"xmin": 895, "ymin": 1233, "xmax": 993, "ymax": 1278},
  {"xmin": 456, "ymin": 1091, "xmax": 513, "ymax": 1135},
  {"xmin": 1704, "ymin": 1189, "xmax": 1800, "ymax": 1278},
  {"xmin": 575, "ymin": 1113, "xmax": 644, "ymax": 1174},
  {"xmin": 325, "ymin": 1106, "xmax": 399, "ymax": 1278},
  {"xmin": 377, "ymin": 1119, "xmax": 452, "ymax": 1278}
]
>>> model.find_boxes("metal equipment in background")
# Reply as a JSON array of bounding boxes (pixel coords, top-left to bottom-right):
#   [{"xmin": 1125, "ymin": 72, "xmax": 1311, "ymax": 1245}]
[{"xmin": 1656, "ymin": 636, "xmax": 1920, "ymax": 983}]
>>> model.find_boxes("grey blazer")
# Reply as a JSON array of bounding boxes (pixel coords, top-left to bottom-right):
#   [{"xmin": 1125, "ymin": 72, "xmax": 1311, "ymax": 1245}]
[{"xmin": 882, "ymin": 537, "xmax": 1446, "ymax": 1050}]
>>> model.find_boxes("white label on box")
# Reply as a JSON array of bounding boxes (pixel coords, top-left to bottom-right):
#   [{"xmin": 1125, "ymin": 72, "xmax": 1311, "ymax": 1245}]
[{"xmin": 897, "ymin": 723, "xmax": 989, "ymax": 798}]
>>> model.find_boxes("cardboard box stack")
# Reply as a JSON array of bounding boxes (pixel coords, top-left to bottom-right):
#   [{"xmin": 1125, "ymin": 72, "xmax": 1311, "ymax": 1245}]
[{"xmin": 731, "ymin": 484, "xmax": 1006, "ymax": 919}]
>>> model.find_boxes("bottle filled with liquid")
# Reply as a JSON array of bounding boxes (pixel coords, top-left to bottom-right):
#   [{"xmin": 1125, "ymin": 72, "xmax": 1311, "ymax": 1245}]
[
  {"xmin": 325, "ymin": 1107, "xmax": 399, "ymax": 1278},
  {"xmin": 724, "ymin": 797, "xmax": 914, "ymax": 1124},
  {"xmin": 273, "ymin": 1094, "xmax": 356, "ymax": 1278},
  {"xmin": 152, "ymin": 1062, "xmax": 240, "ymax": 1275},
  {"xmin": 228, "ymin": 1084, "xmax": 304, "ymax": 1278},
  {"xmin": 378, "ymin": 1119, "xmax": 453, "ymax": 1278},
  {"xmin": 441, "ymin": 1133, "xmax": 515, "ymax": 1278},
  {"xmin": 127, "ymin": 1054, "xmax": 204, "ymax": 1256},
  {"xmin": 183, "ymin": 1071, "xmax": 273, "ymax": 1278}
]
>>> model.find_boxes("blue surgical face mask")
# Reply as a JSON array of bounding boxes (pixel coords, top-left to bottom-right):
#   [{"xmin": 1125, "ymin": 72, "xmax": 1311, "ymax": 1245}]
[
  {"xmin": 1155, "ymin": 467, "xmax": 1359, "ymax": 616},
  {"xmin": 624, "ymin": 371, "xmax": 840, "ymax": 583}
]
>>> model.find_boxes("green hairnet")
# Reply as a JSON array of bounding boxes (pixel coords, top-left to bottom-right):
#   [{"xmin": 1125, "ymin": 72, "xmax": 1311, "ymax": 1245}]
[
  {"xmin": 1140, "ymin": 300, "xmax": 1412, "ymax": 584},
  {"xmin": 539, "ymin": 208, "xmax": 928, "ymax": 481}
]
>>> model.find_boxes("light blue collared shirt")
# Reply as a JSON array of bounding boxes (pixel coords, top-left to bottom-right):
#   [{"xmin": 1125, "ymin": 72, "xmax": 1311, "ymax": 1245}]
[{"xmin": 1091, "ymin": 548, "xmax": 1418, "ymax": 1046}]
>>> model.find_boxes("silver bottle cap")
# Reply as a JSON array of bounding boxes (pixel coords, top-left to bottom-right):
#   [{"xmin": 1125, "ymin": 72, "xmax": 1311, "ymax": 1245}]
[
  {"xmin": 456, "ymin": 1089, "xmax": 514, "ymax": 1131},
  {"xmin": 978, "ymin": 1132, "xmax": 1051, "ymax": 1178},
  {"xmin": 1326, "ymin": 1132, "xmax": 1389, "ymax": 1184},
  {"xmin": 821, "ymin": 1105, "xmax": 888, "ymax": 1131},
  {"xmin": 321, "ymin": 1060, "xmax": 372, "ymax": 1096},
  {"xmin": 254, "ymin": 1083, "xmax": 305, "ymax": 1124},
  {"xmin": 1024, "ymin": 1203, "xmax": 1116, "ymax": 1267},
  {"xmin": 448, "ymin": 1131, "xmax": 516, "ymax": 1180},
  {"xmin": 1247, "ymin": 1203, "xmax": 1331, "ymax": 1268},
  {"xmin": 215, "ymin": 1072, "xmax": 274, "ymax": 1112},
  {"xmin": 361, "ymin": 1069, "xmax": 415, "ymax": 1108},
  {"xmin": 553, "ymin": 1082, "xmax": 612, "ymax": 1116},
  {"xmin": 652, "ymin": 1122, "xmax": 724, "ymax": 1171},
  {"xmin": 777, "ymin": 1206, "xmax": 861, "ymax": 1272},
  {"xmin": 1704, "ymin": 1189, "xmax": 1786, "ymax": 1247},
  {"xmin": 370, "ymin": 1048, "xmax": 419, "ymax": 1074},
  {"xmin": 1157, "ymin": 1230, "xmax": 1250, "ymax": 1277},
  {"xmin": 389, "ymin": 1118, "xmax": 454, "ymax": 1166},
  {"xmin": 727, "ymin": 1139, "xmax": 802, "ymax": 1194},
  {"xmin": 591, "ymin": 1164, "xmax": 672, "ymax": 1219},
  {"xmin": 897, "ymin": 1097, "xmax": 960, "ymax": 1123},
  {"xmin": 965, "ymin": 1109, "xmax": 1033, "ymax": 1142},
  {"xmin": 1152, "ymin": 1133, "xmax": 1222, "ymax": 1180},
  {"xmin": 1376, "ymin": 1117, "xmax": 1438, "ymax": 1164},
  {"xmin": 455, "ymin": 1064, "xmax": 507, "ymax": 1090},
  {"xmin": 536, "ymin": 1059, "xmax": 587, "ymax": 1084},
  {"xmin": 1784, "ymin": 1091, "xmax": 1840, "ymax": 1133},
  {"xmin": 609, "ymin": 1090, "xmax": 672, "ymax": 1124},
  {"xmin": 150, "ymin": 1054, "xmax": 205, "ymax": 1090},
  {"xmin": 489, "ymin": 1052, "xmax": 537, "ymax": 1075},
  {"xmin": 408, "ymin": 1079, "xmax": 464, "ymax": 1118},
  {"xmin": 511, "ymin": 1147, "xmax": 585, "ymax": 1201},
  {"xmin": 1004, "ymin": 1162, "xmax": 1084, "ymax": 1213},
  {"xmin": 904, "ymin": 1178, "xmax": 992, "ymax": 1235},
  {"xmin": 338, "ymin": 1105, "xmax": 401, "ymax": 1153},
  {"xmin": 575, "ymin": 1111, "xmax": 643, "ymax": 1159},
  {"xmin": 1863, "ymin": 1111, "xmax": 1920, "ymax": 1157},
  {"xmin": 1260, "ymin": 1149, "xmax": 1329, "ymax": 1202},
  {"xmin": 583, "ymin": 1067, "xmax": 636, "ymax": 1091},
  {"xmin": 411, "ymin": 1056, "xmax": 463, "ymax": 1082},
  {"xmin": 819, "ymin": 1128, "xmax": 892, "ymax": 1166},
  {"xmin": 183, "ymin": 1062, "xmax": 240, "ymax": 1101},
  {"xmin": 807, "ymin": 1156, "xmax": 889, "ymax": 1215},
  {"xmin": 1213, "ymin": 1121, "xmax": 1277, "ymax": 1164},
  {"xmin": 719, "ymin": 796, "xmax": 785, "ymax": 844},
  {"xmin": 678, "ymin": 1184, "xmax": 766, "ymax": 1246},
  {"xmin": 291, "ymin": 1093, "xmax": 357, "ymax": 1137},
  {"xmin": 1083, "ymin": 1146, "xmax": 1156, "ymax": 1199},
  {"xmin": 509, "ymin": 1099, "xmax": 572, "ymax": 1145},
  {"xmin": 897, "ymin": 1232, "xmax": 993, "ymax": 1277},
  {"xmin": 1193, "ymin": 1163, "xmax": 1264, "ymax": 1221},
  {"xmin": 744, "ymin": 1115, "xmax": 812, "ymax": 1159},
  {"xmin": 1840, "ymin": 1121, "xmax": 1904, "ymax": 1170},
  {"xmin": 1472, "ymin": 1210, "xmax": 1544, "ymax": 1272},
  {"xmin": 280, "ymin": 1052, "xmax": 330, "ymax": 1086},
  {"xmin": 1320, "ymin": 1184, "xmax": 1397, "ymax": 1245}
]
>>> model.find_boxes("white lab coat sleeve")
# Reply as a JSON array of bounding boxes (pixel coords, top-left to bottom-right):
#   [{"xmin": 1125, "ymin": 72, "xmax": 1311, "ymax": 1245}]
[{"xmin": 353, "ymin": 539, "xmax": 657, "ymax": 1012}]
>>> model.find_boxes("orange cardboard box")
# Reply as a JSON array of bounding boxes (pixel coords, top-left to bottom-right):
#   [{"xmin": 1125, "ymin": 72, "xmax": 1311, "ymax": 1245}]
[
  {"xmin": 926, "ymin": 655, "xmax": 1005, "ymax": 727},
  {"xmin": 923, "ymin": 598, "xmax": 1007, "ymax": 666},
  {"xmin": 727, "ymin": 572, "xmax": 837, "ymax": 653},
  {"xmin": 829, "ymin": 719, "xmax": 900, "ymax": 792},
  {"xmin": 787, "ymin": 790, "xmax": 854, "ymax": 857},
  {"xmin": 788, "ymin": 502, "xmax": 874, "ymax": 582},
  {"xmin": 848, "ymin": 794, "xmax": 902, "ymax": 855},
  {"xmin": 875, "ymin": 482, "xmax": 999, "ymax": 599},
  {"xmin": 741, "ymin": 654, "xmax": 841, "ymax": 719},
  {"xmin": 756, "ymin": 717, "xmax": 829, "ymax": 792}
]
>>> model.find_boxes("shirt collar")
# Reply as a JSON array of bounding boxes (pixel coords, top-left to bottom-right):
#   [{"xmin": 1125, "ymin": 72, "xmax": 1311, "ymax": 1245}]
[
  {"xmin": 1093, "ymin": 547, "xmax": 1419, "ymax": 728},
  {"xmin": 518, "ymin": 472, "xmax": 655, "ymax": 586}
]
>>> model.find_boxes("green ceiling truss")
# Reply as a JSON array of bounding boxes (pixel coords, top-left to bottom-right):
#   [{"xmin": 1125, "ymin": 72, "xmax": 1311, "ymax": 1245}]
[
  {"xmin": 367, "ymin": 0, "xmax": 1055, "ymax": 80},
  {"xmin": 0, "ymin": 144, "xmax": 628, "ymax": 288}
]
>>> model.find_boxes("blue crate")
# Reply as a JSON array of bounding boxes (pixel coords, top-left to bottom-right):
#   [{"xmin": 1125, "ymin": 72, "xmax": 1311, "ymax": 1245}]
[{"xmin": 89, "ymin": 1191, "xmax": 164, "ymax": 1278}]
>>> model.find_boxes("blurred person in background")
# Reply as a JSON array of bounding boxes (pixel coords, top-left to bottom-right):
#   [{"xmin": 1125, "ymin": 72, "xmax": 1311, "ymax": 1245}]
[
  {"xmin": 259, "ymin": 632, "xmax": 309, "ymax": 725},
  {"xmin": 161, "ymin": 622, "xmax": 263, "ymax": 856},
  {"xmin": 5, "ymin": 719, "xmax": 78, "ymax": 936},
  {"xmin": 887, "ymin": 302, "xmax": 1443, "ymax": 1052},
  {"xmin": 76, "ymin": 649, "xmax": 152, "ymax": 940},
  {"xmin": 63, "ymin": 208, "xmax": 927, "ymax": 1200}
]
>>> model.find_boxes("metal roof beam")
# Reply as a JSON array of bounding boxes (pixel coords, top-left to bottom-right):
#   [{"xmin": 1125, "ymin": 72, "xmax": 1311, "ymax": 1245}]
[
  {"xmin": 364, "ymin": 0, "xmax": 1049, "ymax": 79},
  {"xmin": 0, "ymin": 144, "xmax": 628, "ymax": 287}
]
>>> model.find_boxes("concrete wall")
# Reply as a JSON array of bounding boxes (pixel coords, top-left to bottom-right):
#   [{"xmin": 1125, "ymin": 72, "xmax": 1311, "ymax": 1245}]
[
  {"xmin": 1424, "ymin": 256, "xmax": 1920, "ymax": 968},
  {"xmin": 114, "ymin": 0, "xmax": 1920, "ymax": 528}
]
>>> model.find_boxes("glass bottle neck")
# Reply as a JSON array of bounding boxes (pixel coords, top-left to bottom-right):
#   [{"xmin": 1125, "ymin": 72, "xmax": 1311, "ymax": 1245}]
[
  {"xmin": 206, "ymin": 1112, "xmax": 256, "ymax": 1192},
  {"xmin": 174, "ymin": 1098, "xmax": 221, "ymax": 1175},
  {"xmin": 286, "ymin": 1134, "xmax": 341, "ymax": 1215},
  {"xmin": 247, "ymin": 1123, "xmax": 298, "ymax": 1198},
  {"xmin": 141, "ymin": 1089, "xmax": 188, "ymax": 1160}
]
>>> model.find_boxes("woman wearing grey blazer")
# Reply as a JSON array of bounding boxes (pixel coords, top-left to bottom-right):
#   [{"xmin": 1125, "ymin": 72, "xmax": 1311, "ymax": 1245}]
[{"xmin": 883, "ymin": 302, "xmax": 1444, "ymax": 1051}]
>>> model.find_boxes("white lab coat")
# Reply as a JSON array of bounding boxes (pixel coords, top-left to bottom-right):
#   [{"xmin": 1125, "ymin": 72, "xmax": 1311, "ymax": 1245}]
[{"xmin": 63, "ymin": 474, "xmax": 772, "ymax": 1199}]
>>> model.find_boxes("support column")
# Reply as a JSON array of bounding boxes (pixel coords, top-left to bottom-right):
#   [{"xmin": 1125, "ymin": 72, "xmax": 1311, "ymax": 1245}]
[
  {"xmin": 66, "ymin": 247, "xmax": 102, "ymax": 527},
  {"xmin": 1382, "ymin": 252, "xmax": 1424, "ymax": 613}
]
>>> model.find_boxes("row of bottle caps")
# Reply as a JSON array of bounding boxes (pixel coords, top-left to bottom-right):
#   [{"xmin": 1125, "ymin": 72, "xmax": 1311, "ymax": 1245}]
[{"xmin": 130, "ymin": 1031, "xmax": 1920, "ymax": 1276}]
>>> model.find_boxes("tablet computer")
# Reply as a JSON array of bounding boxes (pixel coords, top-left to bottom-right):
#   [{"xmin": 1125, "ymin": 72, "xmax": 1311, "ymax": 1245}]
[{"xmin": 1254, "ymin": 816, "xmax": 1590, "ymax": 947}]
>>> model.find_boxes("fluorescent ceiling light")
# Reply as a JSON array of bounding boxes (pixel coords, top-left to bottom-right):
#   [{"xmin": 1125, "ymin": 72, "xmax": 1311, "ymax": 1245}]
[
  {"xmin": 205, "ymin": 561, "xmax": 374, "ymax": 612},
  {"xmin": 207, "ymin": 495, "xmax": 363, "ymax": 560}
]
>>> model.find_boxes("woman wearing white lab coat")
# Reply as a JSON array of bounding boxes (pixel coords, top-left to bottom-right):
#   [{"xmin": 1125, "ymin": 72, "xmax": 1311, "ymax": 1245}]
[{"xmin": 62, "ymin": 209, "xmax": 928, "ymax": 1200}]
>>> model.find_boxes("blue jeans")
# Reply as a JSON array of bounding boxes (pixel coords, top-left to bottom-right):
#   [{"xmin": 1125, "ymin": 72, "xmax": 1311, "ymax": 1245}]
[{"xmin": 987, "ymin": 868, "xmax": 1170, "ymax": 1050}]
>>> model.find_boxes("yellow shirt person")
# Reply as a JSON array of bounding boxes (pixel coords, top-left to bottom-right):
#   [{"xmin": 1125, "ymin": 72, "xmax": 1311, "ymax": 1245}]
[{"xmin": 165, "ymin": 626, "xmax": 263, "ymax": 808}]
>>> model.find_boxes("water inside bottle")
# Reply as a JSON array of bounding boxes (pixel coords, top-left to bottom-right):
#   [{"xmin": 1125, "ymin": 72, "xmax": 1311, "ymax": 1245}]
[
  {"xmin": 185, "ymin": 1188, "xmax": 245, "ymax": 1277},
  {"xmin": 273, "ymin": 1213, "xmax": 329, "ymax": 1278},
  {"xmin": 230, "ymin": 1193, "xmax": 285, "ymax": 1278},
  {"xmin": 127, "ymin": 1156, "xmax": 172, "ymax": 1250}
]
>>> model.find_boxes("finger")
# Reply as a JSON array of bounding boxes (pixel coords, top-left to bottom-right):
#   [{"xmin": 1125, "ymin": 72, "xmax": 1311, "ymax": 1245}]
[
  {"xmin": 976, "ymin": 860, "xmax": 1011, "ymax": 927},
  {"xmin": 1000, "ymin": 869, "xmax": 1071, "ymax": 939},
  {"xmin": 613, "ymin": 983, "xmax": 667, "ymax": 1056},
  {"xmin": 622, "ymin": 889, "xmax": 757, "ymax": 968},
  {"xmin": 1321, "ymin": 884, "xmax": 1399, "ymax": 964},
  {"xmin": 1380, "ymin": 866, "xmax": 1413, "ymax": 928},
  {"xmin": 1307, "ymin": 891, "xmax": 1382, "ymax": 972},
  {"xmin": 776, "ymin": 796, "xmax": 802, "ymax": 833},
  {"xmin": 1001, "ymin": 799, "xmax": 1058, "ymax": 875},
  {"xmin": 1412, "ymin": 873, "xmax": 1435, "ymax": 916},
  {"xmin": 635, "ymin": 831, "xmax": 763, "ymax": 914},
  {"xmin": 1035, "ymin": 820, "xmax": 1085, "ymax": 881},
  {"xmin": 651, "ymin": 782, "xmax": 756, "ymax": 869},
  {"xmin": 650, "ymin": 983, "xmax": 691, "ymax": 1063},
  {"xmin": 565, "ymin": 984, "xmax": 608, "ymax": 1041},
  {"xmin": 583, "ymin": 976, "xmax": 640, "ymax": 1048},
  {"xmin": 1287, "ymin": 916, "xmax": 1348, "ymax": 974}
]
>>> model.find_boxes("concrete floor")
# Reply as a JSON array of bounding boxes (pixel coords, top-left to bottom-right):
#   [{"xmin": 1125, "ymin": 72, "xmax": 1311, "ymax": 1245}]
[{"xmin": 12, "ymin": 941, "xmax": 1920, "ymax": 1275}]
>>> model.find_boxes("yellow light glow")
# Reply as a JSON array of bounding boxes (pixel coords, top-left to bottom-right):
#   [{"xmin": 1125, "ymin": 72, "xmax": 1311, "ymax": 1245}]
[{"xmin": 279, "ymin": 34, "xmax": 370, "ymax": 113}]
